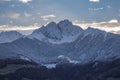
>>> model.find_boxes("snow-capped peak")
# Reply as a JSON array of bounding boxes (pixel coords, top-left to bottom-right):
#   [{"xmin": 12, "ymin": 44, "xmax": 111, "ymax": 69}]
[
  {"xmin": 0, "ymin": 31, "xmax": 23, "ymax": 43},
  {"xmin": 30, "ymin": 20, "xmax": 83, "ymax": 44}
]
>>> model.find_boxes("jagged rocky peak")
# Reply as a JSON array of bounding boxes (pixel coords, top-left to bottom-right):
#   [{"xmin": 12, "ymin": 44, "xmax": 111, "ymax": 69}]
[
  {"xmin": 58, "ymin": 19, "xmax": 83, "ymax": 36},
  {"xmin": 32, "ymin": 22, "xmax": 62, "ymax": 40},
  {"xmin": 41, "ymin": 21, "xmax": 62, "ymax": 39},
  {"xmin": 30, "ymin": 20, "xmax": 84, "ymax": 43},
  {"xmin": 0, "ymin": 31, "xmax": 23, "ymax": 43},
  {"xmin": 46, "ymin": 21, "xmax": 57, "ymax": 27},
  {"xmin": 58, "ymin": 19, "xmax": 72, "ymax": 28}
]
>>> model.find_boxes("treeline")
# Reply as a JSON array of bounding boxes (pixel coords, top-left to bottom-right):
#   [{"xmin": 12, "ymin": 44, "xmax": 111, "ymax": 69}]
[{"xmin": 0, "ymin": 59, "xmax": 120, "ymax": 80}]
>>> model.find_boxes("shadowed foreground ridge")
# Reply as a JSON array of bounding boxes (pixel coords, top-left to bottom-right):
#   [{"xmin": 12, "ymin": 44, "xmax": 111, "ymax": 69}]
[{"xmin": 0, "ymin": 59, "xmax": 120, "ymax": 80}]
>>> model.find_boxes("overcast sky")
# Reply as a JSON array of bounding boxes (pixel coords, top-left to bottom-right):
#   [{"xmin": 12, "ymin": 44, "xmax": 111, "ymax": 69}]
[{"xmin": 0, "ymin": 0, "xmax": 120, "ymax": 34}]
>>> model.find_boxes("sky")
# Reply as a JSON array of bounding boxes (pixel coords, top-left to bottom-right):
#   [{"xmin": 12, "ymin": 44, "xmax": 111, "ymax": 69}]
[{"xmin": 0, "ymin": 0, "xmax": 120, "ymax": 34}]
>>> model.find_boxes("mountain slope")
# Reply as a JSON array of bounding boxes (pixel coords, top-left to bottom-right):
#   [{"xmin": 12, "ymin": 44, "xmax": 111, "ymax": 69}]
[
  {"xmin": 0, "ymin": 31, "xmax": 23, "ymax": 43},
  {"xmin": 30, "ymin": 20, "xmax": 83, "ymax": 44}
]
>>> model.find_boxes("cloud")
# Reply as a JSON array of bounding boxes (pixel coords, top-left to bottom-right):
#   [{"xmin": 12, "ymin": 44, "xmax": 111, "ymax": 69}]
[
  {"xmin": 73, "ymin": 19, "xmax": 120, "ymax": 34},
  {"xmin": 89, "ymin": 0, "xmax": 100, "ymax": 2},
  {"xmin": 108, "ymin": 19, "xmax": 118, "ymax": 23},
  {"xmin": 0, "ymin": 24, "xmax": 39, "ymax": 31},
  {"xmin": 41, "ymin": 14, "xmax": 56, "ymax": 21},
  {"xmin": 0, "ymin": 0, "xmax": 11, "ymax": 3},
  {"xmin": 19, "ymin": 0, "xmax": 32, "ymax": 3},
  {"xmin": 3, "ymin": 0, "xmax": 11, "ymax": 1},
  {"xmin": 0, "ymin": 0, "xmax": 32, "ymax": 3},
  {"xmin": 8, "ymin": 12, "xmax": 20, "ymax": 19},
  {"xmin": 0, "ymin": 23, "xmax": 40, "ymax": 35},
  {"xmin": 88, "ymin": 7, "xmax": 103, "ymax": 11},
  {"xmin": 0, "ymin": 0, "xmax": 11, "ymax": 1}
]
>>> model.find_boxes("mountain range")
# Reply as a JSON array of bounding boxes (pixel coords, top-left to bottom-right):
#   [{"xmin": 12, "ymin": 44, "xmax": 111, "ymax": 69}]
[{"xmin": 0, "ymin": 20, "xmax": 120, "ymax": 65}]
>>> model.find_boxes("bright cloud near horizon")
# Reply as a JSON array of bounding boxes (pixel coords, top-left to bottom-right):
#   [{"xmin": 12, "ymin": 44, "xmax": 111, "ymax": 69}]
[
  {"xmin": 19, "ymin": 0, "xmax": 32, "ymax": 3},
  {"xmin": 0, "ymin": 0, "xmax": 120, "ymax": 34},
  {"xmin": 89, "ymin": 0, "xmax": 100, "ymax": 2},
  {"xmin": 109, "ymin": 19, "xmax": 118, "ymax": 23}
]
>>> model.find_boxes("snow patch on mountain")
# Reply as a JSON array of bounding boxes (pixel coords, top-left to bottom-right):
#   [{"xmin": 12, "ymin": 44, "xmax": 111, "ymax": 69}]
[
  {"xmin": 43, "ymin": 63, "xmax": 56, "ymax": 69},
  {"xmin": 57, "ymin": 55, "xmax": 79, "ymax": 64},
  {"xmin": 19, "ymin": 55, "xmax": 31, "ymax": 61}
]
